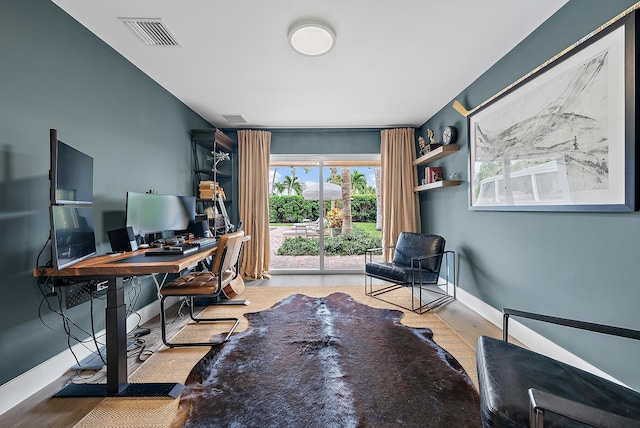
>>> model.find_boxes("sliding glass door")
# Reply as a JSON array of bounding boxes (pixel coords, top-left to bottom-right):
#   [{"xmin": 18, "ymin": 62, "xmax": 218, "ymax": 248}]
[{"xmin": 269, "ymin": 155, "xmax": 380, "ymax": 273}]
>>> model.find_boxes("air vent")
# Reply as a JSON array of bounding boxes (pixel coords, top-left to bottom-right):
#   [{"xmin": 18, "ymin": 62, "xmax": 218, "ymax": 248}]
[
  {"xmin": 119, "ymin": 18, "xmax": 181, "ymax": 46},
  {"xmin": 220, "ymin": 114, "xmax": 248, "ymax": 124}
]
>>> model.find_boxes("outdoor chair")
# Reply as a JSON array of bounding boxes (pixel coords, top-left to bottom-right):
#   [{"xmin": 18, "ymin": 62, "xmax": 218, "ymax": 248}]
[
  {"xmin": 284, "ymin": 218, "xmax": 330, "ymax": 237},
  {"xmin": 364, "ymin": 232, "xmax": 455, "ymax": 313},
  {"xmin": 477, "ymin": 308, "xmax": 640, "ymax": 427},
  {"xmin": 159, "ymin": 230, "xmax": 245, "ymax": 347}
]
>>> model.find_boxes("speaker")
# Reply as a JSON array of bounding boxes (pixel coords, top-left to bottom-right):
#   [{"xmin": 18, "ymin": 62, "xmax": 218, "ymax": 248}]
[
  {"xmin": 187, "ymin": 219, "xmax": 209, "ymax": 238},
  {"xmin": 108, "ymin": 226, "xmax": 138, "ymax": 252}
]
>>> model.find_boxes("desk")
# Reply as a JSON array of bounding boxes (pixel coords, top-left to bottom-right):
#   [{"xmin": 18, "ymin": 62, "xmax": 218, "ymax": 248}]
[{"xmin": 33, "ymin": 245, "xmax": 218, "ymax": 398}]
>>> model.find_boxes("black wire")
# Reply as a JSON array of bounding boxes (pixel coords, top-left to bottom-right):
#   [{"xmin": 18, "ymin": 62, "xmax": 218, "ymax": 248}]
[
  {"xmin": 35, "ymin": 257, "xmax": 157, "ymax": 375},
  {"xmin": 36, "ymin": 279, "xmax": 108, "ymax": 367},
  {"xmin": 89, "ymin": 291, "xmax": 106, "ymax": 365},
  {"xmin": 35, "ymin": 234, "xmax": 52, "ymax": 270},
  {"xmin": 125, "ymin": 277, "xmax": 142, "ymax": 329}
]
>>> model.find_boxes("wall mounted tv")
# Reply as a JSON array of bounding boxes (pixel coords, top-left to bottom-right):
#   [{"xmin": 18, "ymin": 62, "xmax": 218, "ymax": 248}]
[
  {"xmin": 50, "ymin": 205, "xmax": 97, "ymax": 270},
  {"xmin": 125, "ymin": 192, "xmax": 196, "ymax": 239},
  {"xmin": 50, "ymin": 129, "xmax": 94, "ymax": 205}
]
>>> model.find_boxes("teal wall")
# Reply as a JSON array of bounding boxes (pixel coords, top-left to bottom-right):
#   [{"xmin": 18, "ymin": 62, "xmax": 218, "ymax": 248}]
[
  {"xmin": 225, "ymin": 128, "xmax": 382, "ymax": 155},
  {"xmin": 269, "ymin": 128, "xmax": 382, "ymax": 155},
  {"xmin": 0, "ymin": 0, "xmax": 211, "ymax": 385},
  {"xmin": 420, "ymin": 0, "xmax": 640, "ymax": 389},
  {"xmin": 2, "ymin": 0, "xmax": 639, "ymax": 397}
]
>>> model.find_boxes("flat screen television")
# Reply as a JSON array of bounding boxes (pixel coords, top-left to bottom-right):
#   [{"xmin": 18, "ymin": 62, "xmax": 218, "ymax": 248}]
[
  {"xmin": 125, "ymin": 192, "xmax": 196, "ymax": 239},
  {"xmin": 50, "ymin": 205, "xmax": 97, "ymax": 270},
  {"xmin": 50, "ymin": 129, "xmax": 94, "ymax": 205}
]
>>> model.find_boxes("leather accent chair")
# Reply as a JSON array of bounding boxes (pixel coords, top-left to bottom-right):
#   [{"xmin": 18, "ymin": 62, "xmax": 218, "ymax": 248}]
[
  {"xmin": 477, "ymin": 309, "xmax": 640, "ymax": 427},
  {"xmin": 159, "ymin": 230, "xmax": 245, "ymax": 347},
  {"xmin": 364, "ymin": 232, "xmax": 455, "ymax": 313}
]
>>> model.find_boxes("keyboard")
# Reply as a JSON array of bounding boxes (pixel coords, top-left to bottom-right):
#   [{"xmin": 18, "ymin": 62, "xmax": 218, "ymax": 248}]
[
  {"xmin": 145, "ymin": 245, "xmax": 199, "ymax": 256},
  {"xmin": 191, "ymin": 237, "xmax": 218, "ymax": 248}
]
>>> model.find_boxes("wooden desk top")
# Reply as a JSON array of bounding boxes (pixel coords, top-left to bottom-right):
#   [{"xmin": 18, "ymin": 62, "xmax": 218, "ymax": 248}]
[{"xmin": 33, "ymin": 245, "xmax": 218, "ymax": 278}]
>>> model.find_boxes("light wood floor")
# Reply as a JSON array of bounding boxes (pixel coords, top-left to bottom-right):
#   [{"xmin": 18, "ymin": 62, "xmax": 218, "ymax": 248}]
[{"xmin": 0, "ymin": 274, "xmax": 504, "ymax": 428}]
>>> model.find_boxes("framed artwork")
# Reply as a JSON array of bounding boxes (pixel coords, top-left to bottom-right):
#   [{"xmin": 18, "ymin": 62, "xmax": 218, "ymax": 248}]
[{"xmin": 468, "ymin": 11, "xmax": 637, "ymax": 211}]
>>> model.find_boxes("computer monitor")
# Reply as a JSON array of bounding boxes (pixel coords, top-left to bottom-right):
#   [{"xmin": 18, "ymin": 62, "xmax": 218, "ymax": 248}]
[
  {"xmin": 50, "ymin": 205, "xmax": 97, "ymax": 270},
  {"xmin": 125, "ymin": 192, "xmax": 196, "ymax": 239},
  {"xmin": 50, "ymin": 129, "xmax": 94, "ymax": 205}
]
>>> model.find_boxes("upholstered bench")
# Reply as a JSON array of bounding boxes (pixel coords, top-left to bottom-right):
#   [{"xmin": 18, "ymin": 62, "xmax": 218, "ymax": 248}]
[{"xmin": 476, "ymin": 309, "xmax": 640, "ymax": 427}]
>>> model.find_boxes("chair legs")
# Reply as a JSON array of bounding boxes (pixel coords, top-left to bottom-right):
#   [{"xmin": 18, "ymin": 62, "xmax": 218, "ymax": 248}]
[
  {"xmin": 365, "ymin": 251, "xmax": 456, "ymax": 314},
  {"xmin": 160, "ymin": 295, "xmax": 240, "ymax": 348}
]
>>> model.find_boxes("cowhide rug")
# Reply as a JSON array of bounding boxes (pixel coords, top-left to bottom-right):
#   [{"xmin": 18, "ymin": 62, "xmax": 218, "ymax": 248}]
[{"xmin": 171, "ymin": 292, "xmax": 481, "ymax": 428}]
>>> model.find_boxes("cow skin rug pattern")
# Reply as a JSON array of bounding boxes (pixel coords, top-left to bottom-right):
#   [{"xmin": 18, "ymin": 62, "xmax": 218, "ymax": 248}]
[{"xmin": 171, "ymin": 292, "xmax": 481, "ymax": 427}]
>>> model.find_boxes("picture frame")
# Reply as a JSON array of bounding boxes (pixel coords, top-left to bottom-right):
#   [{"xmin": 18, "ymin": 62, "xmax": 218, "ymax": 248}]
[
  {"xmin": 425, "ymin": 167, "xmax": 443, "ymax": 183},
  {"xmin": 468, "ymin": 11, "xmax": 637, "ymax": 212}
]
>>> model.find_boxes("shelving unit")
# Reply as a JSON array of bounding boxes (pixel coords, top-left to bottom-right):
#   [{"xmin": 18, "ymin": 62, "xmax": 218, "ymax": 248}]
[
  {"xmin": 414, "ymin": 180, "xmax": 462, "ymax": 191},
  {"xmin": 413, "ymin": 145, "xmax": 460, "ymax": 192},
  {"xmin": 413, "ymin": 145, "xmax": 460, "ymax": 166},
  {"xmin": 191, "ymin": 129, "xmax": 236, "ymax": 233}
]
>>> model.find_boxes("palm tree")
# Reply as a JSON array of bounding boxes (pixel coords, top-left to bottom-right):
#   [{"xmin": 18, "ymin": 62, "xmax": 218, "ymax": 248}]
[
  {"xmin": 363, "ymin": 185, "xmax": 376, "ymax": 194},
  {"xmin": 329, "ymin": 167, "xmax": 339, "ymax": 210},
  {"xmin": 272, "ymin": 182, "xmax": 286, "ymax": 195},
  {"xmin": 341, "ymin": 167, "xmax": 352, "ymax": 234},
  {"xmin": 283, "ymin": 175, "xmax": 302, "ymax": 195},
  {"xmin": 270, "ymin": 167, "xmax": 278, "ymax": 194},
  {"xmin": 351, "ymin": 170, "xmax": 367, "ymax": 194}
]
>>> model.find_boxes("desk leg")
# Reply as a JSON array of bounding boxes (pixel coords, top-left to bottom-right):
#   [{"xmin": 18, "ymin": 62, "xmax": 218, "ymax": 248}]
[
  {"xmin": 53, "ymin": 276, "xmax": 184, "ymax": 398},
  {"xmin": 106, "ymin": 276, "xmax": 127, "ymax": 394}
]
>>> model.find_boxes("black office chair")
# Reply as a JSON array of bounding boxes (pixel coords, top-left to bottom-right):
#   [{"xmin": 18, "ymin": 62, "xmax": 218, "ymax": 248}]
[
  {"xmin": 364, "ymin": 232, "xmax": 455, "ymax": 313},
  {"xmin": 159, "ymin": 230, "xmax": 245, "ymax": 347}
]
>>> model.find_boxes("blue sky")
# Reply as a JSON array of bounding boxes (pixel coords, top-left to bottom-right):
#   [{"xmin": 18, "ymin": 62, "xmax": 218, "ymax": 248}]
[{"xmin": 269, "ymin": 166, "xmax": 376, "ymax": 194}]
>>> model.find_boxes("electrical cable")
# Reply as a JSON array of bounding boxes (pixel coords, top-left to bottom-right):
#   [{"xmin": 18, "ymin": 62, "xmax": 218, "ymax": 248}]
[
  {"xmin": 89, "ymin": 292, "xmax": 106, "ymax": 365},
  {"xmin": 36, "ymin": 279, "xmax": 107, "ymax": 368}
]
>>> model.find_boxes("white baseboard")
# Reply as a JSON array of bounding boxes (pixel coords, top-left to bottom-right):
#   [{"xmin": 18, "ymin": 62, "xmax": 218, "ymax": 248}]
[
  {"xmin": 453, "ymin": 285, "xmax": 628, "ymax": 387},
  {"xmin": 0, "ymin": 296, "xmax": 177, "ymax": 416}
]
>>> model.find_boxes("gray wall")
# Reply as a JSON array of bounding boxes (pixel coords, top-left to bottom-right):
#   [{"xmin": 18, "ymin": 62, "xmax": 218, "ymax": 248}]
[
  {"xmin": 0, "ymin": 0, "xmax": 211, "ymax": 385},
  {"xmin": 420, "ymin": 0, "xmax": 640, "ymax": 389}
]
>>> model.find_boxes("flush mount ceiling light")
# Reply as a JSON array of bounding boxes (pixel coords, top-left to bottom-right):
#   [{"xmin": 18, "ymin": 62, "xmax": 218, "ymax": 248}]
[{"xmin": 288, "ymin": 20, "xmax": 335, "ymax": 56}]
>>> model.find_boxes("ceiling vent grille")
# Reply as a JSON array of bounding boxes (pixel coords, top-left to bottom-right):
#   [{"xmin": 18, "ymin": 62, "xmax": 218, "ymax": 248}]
[
  {"xmin": 119, "ymin": 18, "xmax": 181, "ymax": 46},
  {"xmin": 220, "ymin": 114, "xmax": 248, "ymax": 125}
]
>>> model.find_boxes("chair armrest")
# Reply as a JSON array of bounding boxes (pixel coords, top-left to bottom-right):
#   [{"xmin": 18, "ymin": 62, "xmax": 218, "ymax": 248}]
[
  {"xmin": 502, "ymin": 308, "xmax": 640, "ymax": 342},
  {"xmin": 528, "ymin": 388, "xmax": 640, "ymax": 428},
  {"xmin": 410, "ymin": 250, "xmax": 454, "ymax": 269},
  {"xmin": 411, "ymin": 253, "xmax": 441, "ymax": 270},
  {"xmin": 365, "ymin": 245, "xmax": 394, "ymax": 253},
  {"xmin": 365, "ymin": 245, "xmax": 394, "ymax": 263}
]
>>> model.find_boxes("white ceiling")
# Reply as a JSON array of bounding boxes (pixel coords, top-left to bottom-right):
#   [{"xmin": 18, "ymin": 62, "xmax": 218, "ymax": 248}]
[{"xmin": 51, "ymin": 0, "xmax": 568, "ymax": 129}]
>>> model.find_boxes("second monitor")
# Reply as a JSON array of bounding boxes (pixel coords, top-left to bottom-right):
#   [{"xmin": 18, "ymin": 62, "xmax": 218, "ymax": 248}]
[{"xmin": 125, "ymin": 192, "xmax": 196, "ymax": 243}]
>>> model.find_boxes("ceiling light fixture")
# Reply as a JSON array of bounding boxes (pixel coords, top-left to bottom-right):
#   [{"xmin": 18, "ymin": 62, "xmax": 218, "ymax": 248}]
[{"xmin": 288, "ymin": 20, "xmax": 335, "ymax": 56}]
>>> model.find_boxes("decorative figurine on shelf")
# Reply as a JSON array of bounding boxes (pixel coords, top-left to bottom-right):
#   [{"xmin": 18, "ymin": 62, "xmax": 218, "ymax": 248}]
[
  {"xmin": 418, "ymin": 136, "xmax": 429, "ymax": 156},
  {"xmin": 207, "ymin": 150, "xmax": 230, "ymax": 173},
  {"xmin": 423, "ymin": 129, "xmax": 442, "ymax": 153},
  {"xmin": 427, "ymin": 129, "xmax": 438, "ymax": 145}
]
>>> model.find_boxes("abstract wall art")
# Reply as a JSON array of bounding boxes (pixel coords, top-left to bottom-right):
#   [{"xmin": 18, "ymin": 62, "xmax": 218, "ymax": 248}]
[{"xmin": 468, "ymin": 12, "xmax": 637, "ymax": 211}]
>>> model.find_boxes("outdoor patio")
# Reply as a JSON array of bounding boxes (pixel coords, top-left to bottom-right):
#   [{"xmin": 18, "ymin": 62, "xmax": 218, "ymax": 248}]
[{"xmin": 269, "ymin": 225, "xmax": 368, "ymax": 270}]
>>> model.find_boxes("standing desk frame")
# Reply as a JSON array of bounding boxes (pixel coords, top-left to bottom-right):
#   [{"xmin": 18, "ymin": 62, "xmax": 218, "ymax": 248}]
[{"xmin": 34, "ymin": 246, "xmax": 217, "ymax": 398}]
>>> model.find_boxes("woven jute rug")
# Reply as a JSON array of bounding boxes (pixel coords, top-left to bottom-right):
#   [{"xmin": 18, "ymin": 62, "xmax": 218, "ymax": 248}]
[{"xmin": 73, "ymin": 285, "xmax": 477, "ymax": 428}]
